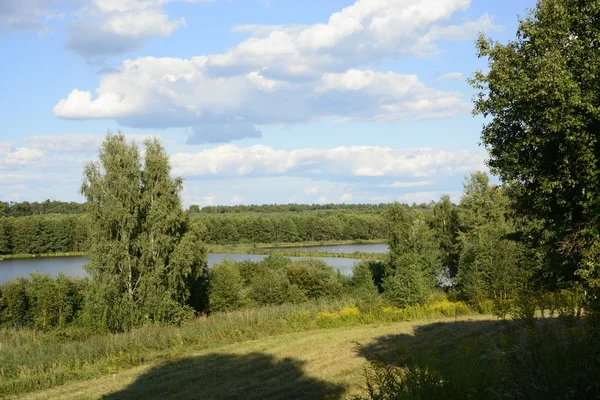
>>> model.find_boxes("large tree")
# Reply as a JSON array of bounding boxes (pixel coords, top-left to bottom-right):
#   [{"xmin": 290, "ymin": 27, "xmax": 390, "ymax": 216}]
[
  {"xmin": 81, "ymin": 132, "xmax": 208, "ymax": 331},
  {"xmin": 470, "ymin": 0, "xmax": 600, "ymax": 305}
]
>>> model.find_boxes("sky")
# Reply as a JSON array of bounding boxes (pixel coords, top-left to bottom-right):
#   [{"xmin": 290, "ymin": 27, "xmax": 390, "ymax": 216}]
[{"xmin": 0, "ymin": 0, "xmax": 538, "ymax": 207}]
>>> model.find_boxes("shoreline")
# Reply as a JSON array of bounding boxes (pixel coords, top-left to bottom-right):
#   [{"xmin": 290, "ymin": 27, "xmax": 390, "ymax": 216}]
[{"xmin": 0, "ymin": 240, "xmax": 388, "ymax": 261}]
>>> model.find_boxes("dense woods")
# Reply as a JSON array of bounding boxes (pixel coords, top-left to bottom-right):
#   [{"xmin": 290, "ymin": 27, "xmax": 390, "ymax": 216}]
[{"xmin": 0, "ymin": 211, "xmax": 390, "ymax": 256}]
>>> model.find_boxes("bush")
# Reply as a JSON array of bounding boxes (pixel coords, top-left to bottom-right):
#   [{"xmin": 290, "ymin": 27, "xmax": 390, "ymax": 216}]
[
  {"xmin": 285, "ymin": 260, "xmax": 343, "ymax": 299},
  {"xmin": 382, "ymin": 265, "xmax": 426, "ymax": 308},
  {"xmin": 248, "ymin": 268, "xmax": 291, "ymax": 306},
  {"xmin": 0, "ymin": 273, "xmax": 86, "ymax": 330},
  {"xmin": 208, "ymin": 260, "xmax": 246, "ymax": 312}
]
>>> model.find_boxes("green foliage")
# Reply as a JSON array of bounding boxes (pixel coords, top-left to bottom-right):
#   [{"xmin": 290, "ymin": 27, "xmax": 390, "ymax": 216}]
[
  {"xmin": 285, "ymin": 259, "xmax": 343, "ymax": 300},
  {"xmin": 248, "ymin": 268, "xmax": 292, "ymax": 306},
  {"xmin": 430, "ymin": 195, "xmax": 461, "ymax": 278},
  {"xmin": 208, "ymin": 260, "xmax": 246, "ymax": 312},
  {"xmin": 382, "ymin": 265, "xmax": 426, "ymax": 308},
  {"xmin": 385, "ymin": 203, "xmax": 441, "ymax": 306},
  {"xmin": 80, "ymin": 132, "xmax": 208, "ymax": 332},
  {"xmin": 457, "ymin": 172, "xmax": 526, "ymax": 303},
  {"xmin": 0, "ymin": 274, "xmax": 86, "ymax": 330},
  {"xmin": 470, "ymin": 0, "xmax": 600, "ymax": 308}
]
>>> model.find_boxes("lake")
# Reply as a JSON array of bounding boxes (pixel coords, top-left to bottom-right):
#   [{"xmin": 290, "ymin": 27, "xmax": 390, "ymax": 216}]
[{"xmin": 0, "ymin": 247, "xmax": 389, "ymax": 285}]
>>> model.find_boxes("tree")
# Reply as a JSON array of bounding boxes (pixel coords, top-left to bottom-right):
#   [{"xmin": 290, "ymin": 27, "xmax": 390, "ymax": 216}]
[
  {"xmin": 431, "ymin": 195, "xmax": 461, "ymax": 278},
  {"xmin": 81, "ymin": 132, "xmax": 208, "ymax": 331},
  {"xmin": 457, "ymin": 173, "xmax": 525, "ymax": 302},
  {"xmin": 470, "ymin": 0, "xmax": 600, "ymax": 305},
  {"xmin": 385, "ymin": 203, "xmax": 441, "ymax": 306}
]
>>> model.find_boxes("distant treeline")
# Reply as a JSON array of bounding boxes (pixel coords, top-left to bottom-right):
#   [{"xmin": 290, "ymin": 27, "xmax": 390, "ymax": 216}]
[
  {"xmin": 194, "ymin": 203, "xmax": 409, "ymax": 214},
  {"xmin": 0, "ymin": 201, "xmax": 86, "ymax": 217},
  {"xmin": 0, "ymin": 209, "xmax": 401, "ymax": 255},
  {"xmin": 0, "ymin": 215, "xmax": 88, "ymax": 255},
  {"xmin": 1, "ymin": 200, "xmax": 436, "ymax": 218}
]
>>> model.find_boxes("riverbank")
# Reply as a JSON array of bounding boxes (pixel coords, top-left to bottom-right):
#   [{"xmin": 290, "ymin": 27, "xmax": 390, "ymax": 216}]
[{"xmin": 0, "ymin": 240, "xmax": 388, "ymax": 261}]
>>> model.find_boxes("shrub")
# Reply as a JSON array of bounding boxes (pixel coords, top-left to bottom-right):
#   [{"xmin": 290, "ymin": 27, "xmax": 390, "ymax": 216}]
[
  {"xmin": 285, "ymin": 259, "xmax": 343, "ymax": 299},
  {"xmin": 382, "ymin": 265, "xmax": 426, "ymax": 308},
  {"xmin": 208, "ymin": 260, "xmax": 246, "ymax": 312},
  {"xmin": 247, "ymin": 268, "xmax": 291, "ymax": 306}
]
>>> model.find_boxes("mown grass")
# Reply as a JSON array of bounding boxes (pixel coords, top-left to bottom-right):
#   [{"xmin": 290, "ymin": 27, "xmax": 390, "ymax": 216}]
[
  {"xmin": 15, "ymin": 314, "xmax": 493, "ymax": 400},
  {"xmin": 0, "ymin": 299, "xmax": 471, "ymax": 398}
]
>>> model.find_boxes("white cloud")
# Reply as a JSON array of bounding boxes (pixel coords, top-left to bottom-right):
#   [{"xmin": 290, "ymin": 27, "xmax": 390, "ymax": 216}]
[
  {"xmin": 207, "ymin": 0, "xmax": 499, "ymax": 77},
  {"xmin": 379, "ymin": 180, "xmax": 433, "ymax": 188},
  {"xmin": 170, "ymin": 144, "xmax": 486, "ymax": 178},
  {"xmin": 0, "ymin": 143, "xmax": 44, "ymax": 168},
  {"xmin": 340, "ymin": 192, "xmax": 353, "ymax": 202},
  {"xmin": 317, "ymin": 196, "xmax": 329, "ymax": 203},
  {"xmin": 437, "ymin": 72, "xmax": 463, "ymax": 82},
  {"xmin": 230, "ymin": 195, "xmax": 244, "ymax": 204},
  {"xmin": 399, "ymin": 191, "xmax": 438, "ymax": 204},
  {"xmin": 202, "ymin": 194, "xmax": 216, "ymax": 206},
  {"xmin": 0, "ymin": 0, "xmax": 72, "ymax": 32},
  {"xmin": 63, "ymin": 0, "xmax": 212, "ymax": 58},
  {"xmin": 304, "ymin": 186, "xmax": 319, "ymax": 194},
  {"xmin": 54, "ymin": 0, "xmax": 499, "ymax": 139}
]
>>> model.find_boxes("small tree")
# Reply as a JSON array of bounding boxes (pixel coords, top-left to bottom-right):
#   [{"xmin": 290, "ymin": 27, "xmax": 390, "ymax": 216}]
[{"xmin": 81, "ymin": 132, "xmax": 208, "ymax": 331}]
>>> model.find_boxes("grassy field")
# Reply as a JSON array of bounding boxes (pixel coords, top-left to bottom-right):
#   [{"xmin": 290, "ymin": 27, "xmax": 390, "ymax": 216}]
[
  {"xmin": 14, "ymin": 314, "xmax": 495, "ymax": 400},
  {"xmin": 0, "ymin": 300, "xmax": 473, "ymax": 398}
]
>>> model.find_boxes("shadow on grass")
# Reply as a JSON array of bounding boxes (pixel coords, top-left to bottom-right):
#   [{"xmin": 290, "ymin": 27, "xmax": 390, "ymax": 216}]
[
  {"xmin": 357, "ymin": 318, "xmax": 507, "ymax": 367},
  {"xmin": 103, "ymin": 352, "xmax": 346, "ymax": 400},
  {"xmin": 356, "ymin": 318, "xmax": 600, "ymax": 399}
]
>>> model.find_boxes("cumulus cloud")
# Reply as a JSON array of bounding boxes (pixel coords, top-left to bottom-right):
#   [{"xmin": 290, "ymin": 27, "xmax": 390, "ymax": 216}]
[
  {"xmin": 61, "ymin": 0, "xmax": 214, "ymax": 58},
  {"xmin": 54, "ymin": 60, "xmax": 468, "ymax": 128},
  {"xmin": 0, "ymin": 143, "xmax": 44, "ymax": 168},
  {"xmin": 54, "ymin": 0, "xmax": 499, "ymax": 141},
  {"xmin": 170, "ymin": 144, "xmax": 486, "ymax": 178},
  {"xmin": 304, "ymin": 186, "xmax": 319, "ymax": 194}
]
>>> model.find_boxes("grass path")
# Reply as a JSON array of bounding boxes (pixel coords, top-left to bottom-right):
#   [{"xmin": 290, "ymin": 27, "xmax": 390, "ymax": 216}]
[{"xmin": 17, "ymin": 315, "xmax": 494, "ymax": 400}]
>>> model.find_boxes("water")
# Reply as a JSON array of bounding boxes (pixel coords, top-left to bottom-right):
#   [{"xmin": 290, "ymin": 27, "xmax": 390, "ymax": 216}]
[
  {"xmin": 0, "ymin": 245, "xmax": 384, "ymax": 284},
  {"xmin": 276, "ymin": 243, "xmax": 388, "ymax": 254}
]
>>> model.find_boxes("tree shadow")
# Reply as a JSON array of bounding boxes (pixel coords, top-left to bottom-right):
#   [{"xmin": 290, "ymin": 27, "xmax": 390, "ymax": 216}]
[
  {"xmin": 103, "ymin": 352, "xmax": 346, "ymax": 400},
  {"xmin": 357, "ymin": 318, "xmax": 508, "ymax": 368},
  {"xmin": 355, "ymin": 318, "xmax": 600, "ymax": 399}
]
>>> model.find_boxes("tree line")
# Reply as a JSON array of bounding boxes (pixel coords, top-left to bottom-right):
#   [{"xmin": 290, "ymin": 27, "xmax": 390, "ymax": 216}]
[
  {"xmin": 0, "ymin": 200, "xmax": 86, "ymax": 217},
  {"xmin": 0, "ymin": 209, "xmax": 392, "ymax": 256}
]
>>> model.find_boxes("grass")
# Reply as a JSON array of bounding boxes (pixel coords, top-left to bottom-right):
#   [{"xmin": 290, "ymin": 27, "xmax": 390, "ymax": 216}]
[
  {"xmin": 0, "ymin": 299, "xmax": 472, "ymax": 398},
  {"xmin": 0, "ymin": 240, "xmax": 387, "ymax": 261},
  {"xmin": 0, "ymin": 252, "xmax": 85, "ymax": 260},
  {"xmin": 13, "ymin": 314, "xmax": 494, "ymax": 400}
]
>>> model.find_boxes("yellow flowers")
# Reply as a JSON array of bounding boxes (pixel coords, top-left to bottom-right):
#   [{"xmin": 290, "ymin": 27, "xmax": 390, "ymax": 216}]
[{"xmin": 340, "ymin": 306, "xmax": 360, "ymax": 317}]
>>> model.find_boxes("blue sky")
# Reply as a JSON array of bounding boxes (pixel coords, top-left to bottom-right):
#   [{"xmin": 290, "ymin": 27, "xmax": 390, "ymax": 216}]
[{"xmin": 0, "ymin": 0, "xmax": 537, "ymax": 207}]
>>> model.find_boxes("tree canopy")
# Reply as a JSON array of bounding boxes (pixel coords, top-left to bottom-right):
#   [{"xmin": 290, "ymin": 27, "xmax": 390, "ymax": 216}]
[{"xmin": 470, "ymin": 0, "xmax": 600, "ymax": 305}]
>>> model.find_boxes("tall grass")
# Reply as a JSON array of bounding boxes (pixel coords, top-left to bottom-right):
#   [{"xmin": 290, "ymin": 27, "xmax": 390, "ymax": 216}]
[{"xmin": 0, "ymin": 298, "xmax": 471, "ymax": 397}]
